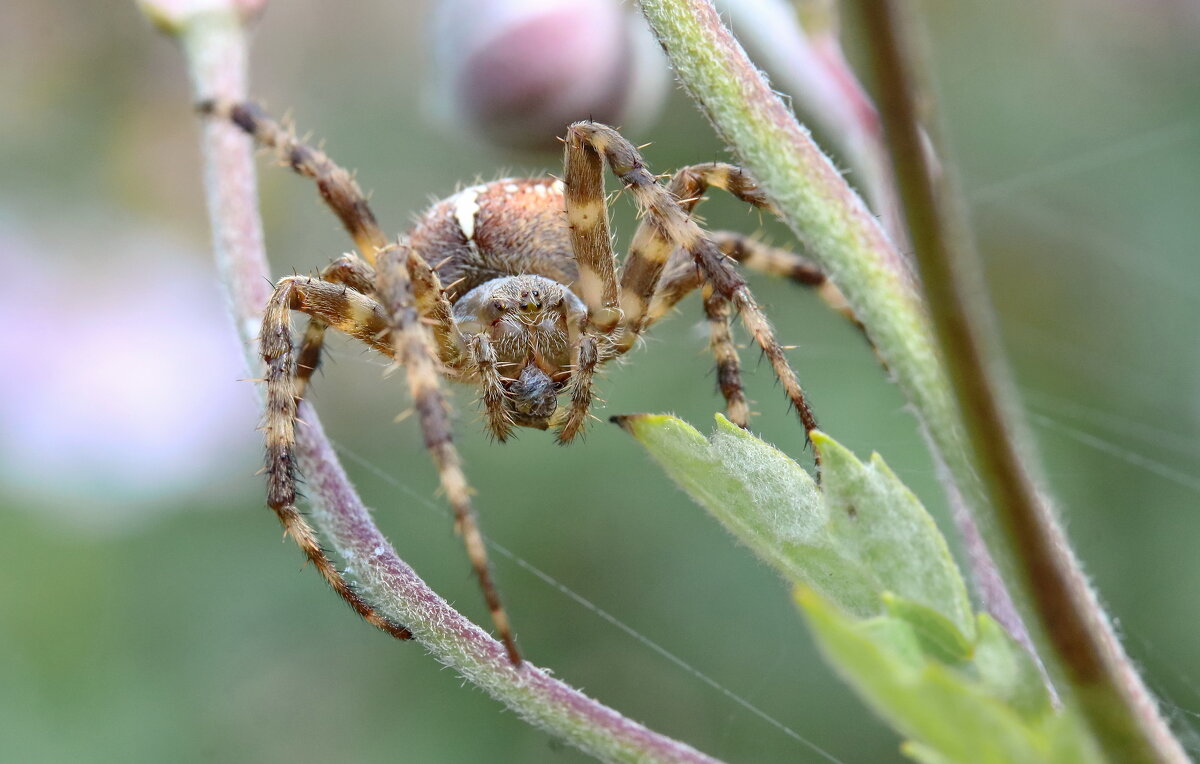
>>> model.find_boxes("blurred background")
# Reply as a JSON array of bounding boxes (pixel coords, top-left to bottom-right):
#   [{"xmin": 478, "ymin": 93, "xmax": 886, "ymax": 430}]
[{"xmin": 2, "ymin": 0, "xmax": 1198, "ymax": 761}]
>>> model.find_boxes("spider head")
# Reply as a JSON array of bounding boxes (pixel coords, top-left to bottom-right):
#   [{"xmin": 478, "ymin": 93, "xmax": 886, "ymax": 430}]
[{"xmin": 453, "ymin": 274, "xmax": 587, "ymax": 428}]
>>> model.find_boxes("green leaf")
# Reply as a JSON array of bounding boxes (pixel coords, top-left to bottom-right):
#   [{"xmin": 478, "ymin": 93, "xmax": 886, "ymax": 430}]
[
  {"xmin": 620, "ymin": 413, "xmax": 1100, "ymax": 763},
  {"xmin": 814, "ymin": 431, "xmax": 974, "ymax": 639},
  {"xmin": 969, "ymin": 613, "xmax": 1055, "ymax": 721},
  {"xmin": 882, "ymin": 593, "xmax": 973, "ymax": 665},
  {"xmin": 797, "ymin": 587, "xmax": 1097, "ymax": 764},
  {"xmin": 617, "ymin": 414, "xmax": 972, "ymax": 636}
]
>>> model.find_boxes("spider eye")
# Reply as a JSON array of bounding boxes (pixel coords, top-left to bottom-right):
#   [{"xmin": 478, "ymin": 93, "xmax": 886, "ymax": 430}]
[{"xmin": 492, "ymin": 300, "xmax": 505, "ymax": 313}]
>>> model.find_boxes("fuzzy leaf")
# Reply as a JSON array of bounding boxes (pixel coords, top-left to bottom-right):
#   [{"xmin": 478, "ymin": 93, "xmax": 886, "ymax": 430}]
[
  {"xmin": 796, "ymin": 588, "xmax": 1097, "ymax": 764},
  {"xmin": 617, "ymin": 414, "xmax": 972, "ymax": 636},
  {"xmin": 620, "ymin": 413, "xmax": 1099, "ymax": 763},
  {"xmin": 813, "ymin": 431, "xmax": 975, "ymax": 639},
  {"xmin": 969, "ymin": 613, "xmax": 1055, "ymax": 721},
  {"xmin": 882, "ymin": 593, "xmax": 973, "ymax": 666}
]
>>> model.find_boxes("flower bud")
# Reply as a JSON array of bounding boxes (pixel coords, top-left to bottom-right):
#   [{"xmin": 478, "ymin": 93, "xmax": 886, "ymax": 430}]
[
  {"xmin": 138, "ymin": 0, "xmax": 266, "ymax": 35},
  {"xmin": 428, "ymin": 0, "xmax": 669, "ymax": 151}
]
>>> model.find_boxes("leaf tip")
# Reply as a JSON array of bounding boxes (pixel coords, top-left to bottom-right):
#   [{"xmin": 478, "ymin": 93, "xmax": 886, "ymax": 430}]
[
  {"xmin": 608, "ymin": 413, "xmax": 641, "ymax": 432},
  {"xmin": 610, "ymin": 412, "xmax": 678, "ymax": 434}
]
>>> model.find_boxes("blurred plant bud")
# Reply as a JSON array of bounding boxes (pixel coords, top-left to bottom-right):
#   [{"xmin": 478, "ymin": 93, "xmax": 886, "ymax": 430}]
[
  {"xmin": 427, "ymin": 0, "xmax": 670, "ymax": 151},
  {"xmin": 138, "ymin": 0, "xmax": 266, "ymax": 35}
]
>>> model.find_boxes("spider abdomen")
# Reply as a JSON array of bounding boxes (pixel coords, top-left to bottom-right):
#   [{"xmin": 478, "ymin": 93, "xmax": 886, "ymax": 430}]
[{"xmin": 410, "ymin": 178, "xmax": 578, "ymax": 302}]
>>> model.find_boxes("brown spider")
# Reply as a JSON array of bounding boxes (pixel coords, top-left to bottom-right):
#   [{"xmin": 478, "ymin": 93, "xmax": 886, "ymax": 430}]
[{"xmin": 202, "ymin": 100, "xmax": 852, "ymax": 666}]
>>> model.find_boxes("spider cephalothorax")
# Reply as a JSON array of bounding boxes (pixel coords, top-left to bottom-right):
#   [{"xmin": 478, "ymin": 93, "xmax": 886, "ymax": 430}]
[
  {"xmin": 451, "ymin": 273, "xmax": 585, "ymax": 428},
  {"xmin": 203, "ymin": 100, "xmax": 852, "ymax": 666}
]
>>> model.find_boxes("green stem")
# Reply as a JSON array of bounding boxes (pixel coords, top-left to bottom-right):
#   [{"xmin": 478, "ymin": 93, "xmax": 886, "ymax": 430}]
[{"xmin": 636, "ymin": 0, "xmax": 1186, "ymax": 760}]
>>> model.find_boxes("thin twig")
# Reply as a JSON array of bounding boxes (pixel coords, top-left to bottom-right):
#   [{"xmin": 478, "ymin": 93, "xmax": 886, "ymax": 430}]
[{"xmin": 140, "ymin": 2, "xmax": 727, "ymax": 761}]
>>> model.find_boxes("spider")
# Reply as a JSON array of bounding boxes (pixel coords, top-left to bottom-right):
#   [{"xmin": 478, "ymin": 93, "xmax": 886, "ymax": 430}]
[{"xmin": 201, "ymin": 100, "xmax": 855, "ymax": 666}]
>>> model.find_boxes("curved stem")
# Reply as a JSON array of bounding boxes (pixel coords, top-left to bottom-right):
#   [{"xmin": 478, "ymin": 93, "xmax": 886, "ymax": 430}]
[
  {"xmin": 140, "ymin": 3, "xmax": 726, "ymax": 762},
  {"xmin": 635, "ymin": 0, "xmax": 1187, "ymax": 760}
]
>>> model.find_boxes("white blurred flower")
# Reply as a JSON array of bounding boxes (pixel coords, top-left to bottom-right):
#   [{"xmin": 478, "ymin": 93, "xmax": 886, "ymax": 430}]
[
  {"xmin": 0, "ymin": 209, "xmax": 257, "ymax": 533},
  {"xmin": 427, "ymin": 0, "xmax": 670, "ymax": 151}
]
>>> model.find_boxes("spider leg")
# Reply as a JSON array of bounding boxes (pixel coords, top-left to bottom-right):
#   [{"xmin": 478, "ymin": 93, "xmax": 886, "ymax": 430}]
[
  {"xmin": 555, "ymin": 123, "xmax": 635, "ymax": 442},
  {"xmin": 201, "ymin": 99, "xmax": 399, "ymax": 394},
  {"xmin": 613, "ymin": 162, "xmax": 762, "ymax": 343},
  {"xmin": 554, "ymin": 333, "xmax": 600, "ymax": 444},
  {"xmin": 404, "ymin": 248, "xmax": 470, "ymax": 373},
  {"xmin": 563, "ymin": 127, "xmax": 820, "ymax": 456},
  {"xmin": 628, "ymin": 162, "xmax": 863, "ymax": 338},
  {"xmin": 466, "ymin": 334, "xmax": 515, "ymax": 442},
  {"xmin": 708, "ymin": 232, "xmax": 866, "ymax": 337},
  {"xmin": 375, "ymin": 244, "xmax": 521, "ymax": 665},
  {"xmin": 199, "ymin": 100, "xmax": 388, "ymax": 263},
  {"xmin": 702, "ymin": 285, "xmax": 750, "ymax": 427},
  {"xmin": 642, "ymin": 234, "xmax": 859, "ymax": 328},
  {"xmin": 260, "ymin": 275, "xmax": 409, "ymax": 640},
  {"xmin": 294, "ymin": 254, "xmax": 379, "ymax": 398},
  {"xmin": 562, "ymin": 127, "xmax": 623, "ymax": 334}
]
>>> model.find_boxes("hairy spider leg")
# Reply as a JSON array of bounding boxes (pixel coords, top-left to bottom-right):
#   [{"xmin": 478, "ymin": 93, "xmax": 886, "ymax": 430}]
[
  {"xmin": 635, "ymin": 165, "xmax": 872, "ymax": 380},
  {"xmin": 294, "ymin": 255, "xmax": 378, "ymax": 396},
  {"xmin": 700, "ymin": 284, "xmax": 750, "ymax": 427},
  {"xmin": 467, "ymin": 333, "xmax": 515, "ymax": 442},
  {"xmin": 556, "ymin": 125, "xmax": 629, "ymax": 443},
  {"xmin": 404, "ymin": 248, "xmax": 469, "ymax": 372},
  {"xmin": 561, "ymin": 131, "xmax": 821, "ymax": 458},
  {"xmin": 200, "ymin": 100, "xmax": 386, "ymax": 396},
  {"xmin": 377, "ymin": 243, "xmax": 521, "ymax": 665},
  {"xmin": 260, "ymin": 276, "xmax": 410, "ymax": 640},
  {"xmin": 206, "ymin": 101, "xmax": 522, "ymax": 664}
]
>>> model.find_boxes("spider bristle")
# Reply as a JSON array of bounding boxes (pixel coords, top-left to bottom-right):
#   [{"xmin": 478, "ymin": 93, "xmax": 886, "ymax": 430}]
[{"xmin": 393, "ymin": 407, "xmax": 415, "ymax": 423}]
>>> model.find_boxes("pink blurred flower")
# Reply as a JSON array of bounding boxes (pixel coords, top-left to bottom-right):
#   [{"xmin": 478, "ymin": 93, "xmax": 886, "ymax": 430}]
[
  {"xmin": 0, "ymin": 210, "xmax": 257, "ymax": 532},
  {"xmin": 427, "ymin": 0, "xmax": 670, "ymax": 151}
]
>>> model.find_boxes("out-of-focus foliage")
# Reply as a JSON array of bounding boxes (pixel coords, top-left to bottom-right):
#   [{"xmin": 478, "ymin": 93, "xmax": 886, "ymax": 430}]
[{"xmin": 1, "ymin": 1, "xmax": 1198, "ymax": 762}]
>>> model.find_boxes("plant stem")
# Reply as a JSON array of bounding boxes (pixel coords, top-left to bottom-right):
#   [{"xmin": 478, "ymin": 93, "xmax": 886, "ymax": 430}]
[
  {"xmin": 143, "ymin": 3, "xmax": 726, "ymax": 761},
  {"xmin": 716, "ymin": 0, "xmax": 908, "ymax": 248},
  {"xmin": 852, "ymin": 4, "xmax": 1186, "ymax": 761},
  {"xmin": 636, "ymin": 0, "xmax": 1187, "ymax": 760}
]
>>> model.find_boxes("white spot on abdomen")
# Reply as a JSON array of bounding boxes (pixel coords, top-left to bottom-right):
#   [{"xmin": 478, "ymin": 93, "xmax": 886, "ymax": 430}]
[{"xmin": 451, "ymin": 184, "xmax": 485, "ymax": 241}]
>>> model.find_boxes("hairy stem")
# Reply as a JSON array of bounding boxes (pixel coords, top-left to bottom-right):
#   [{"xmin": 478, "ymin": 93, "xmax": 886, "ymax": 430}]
[
  {"xmin": 142, "ymin": 3, "xmax": 725, "ymax": 761},
  {"xmin": 852, "ymin": 4, "xmax": 1186, "ymax": 761},
  {"xmin": 715, "ymin": 0, "xmax": 908, "ymax": 249},
  {"xmin": 636, "ymin": 0, "xmax": 1186, "ymax": 760}
]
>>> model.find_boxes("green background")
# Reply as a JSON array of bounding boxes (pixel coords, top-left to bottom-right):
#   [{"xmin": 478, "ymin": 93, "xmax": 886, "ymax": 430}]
[{"xmin": 2, "ymin": 1, "xmax": 1198, "ymax": 761}]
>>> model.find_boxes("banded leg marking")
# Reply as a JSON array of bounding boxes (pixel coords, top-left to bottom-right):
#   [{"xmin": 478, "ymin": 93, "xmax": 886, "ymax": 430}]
[
  {"xmin": 563, "ymin": 127, "xmax": 820, "ymax": 454},
  {"xmin": 260, "ymin": 277, "xmax": 411, "ymax": 640},
  {"xmin": 199, "ymin": 99, "xmax": 388, "ymax": 263},
  {"xmin": 295, "ymin": 254, "xmax": 379, "ymax": 398},
  {"xmin": 376, "ymin": 245, "xmax": 521, "ymax": 665}
]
